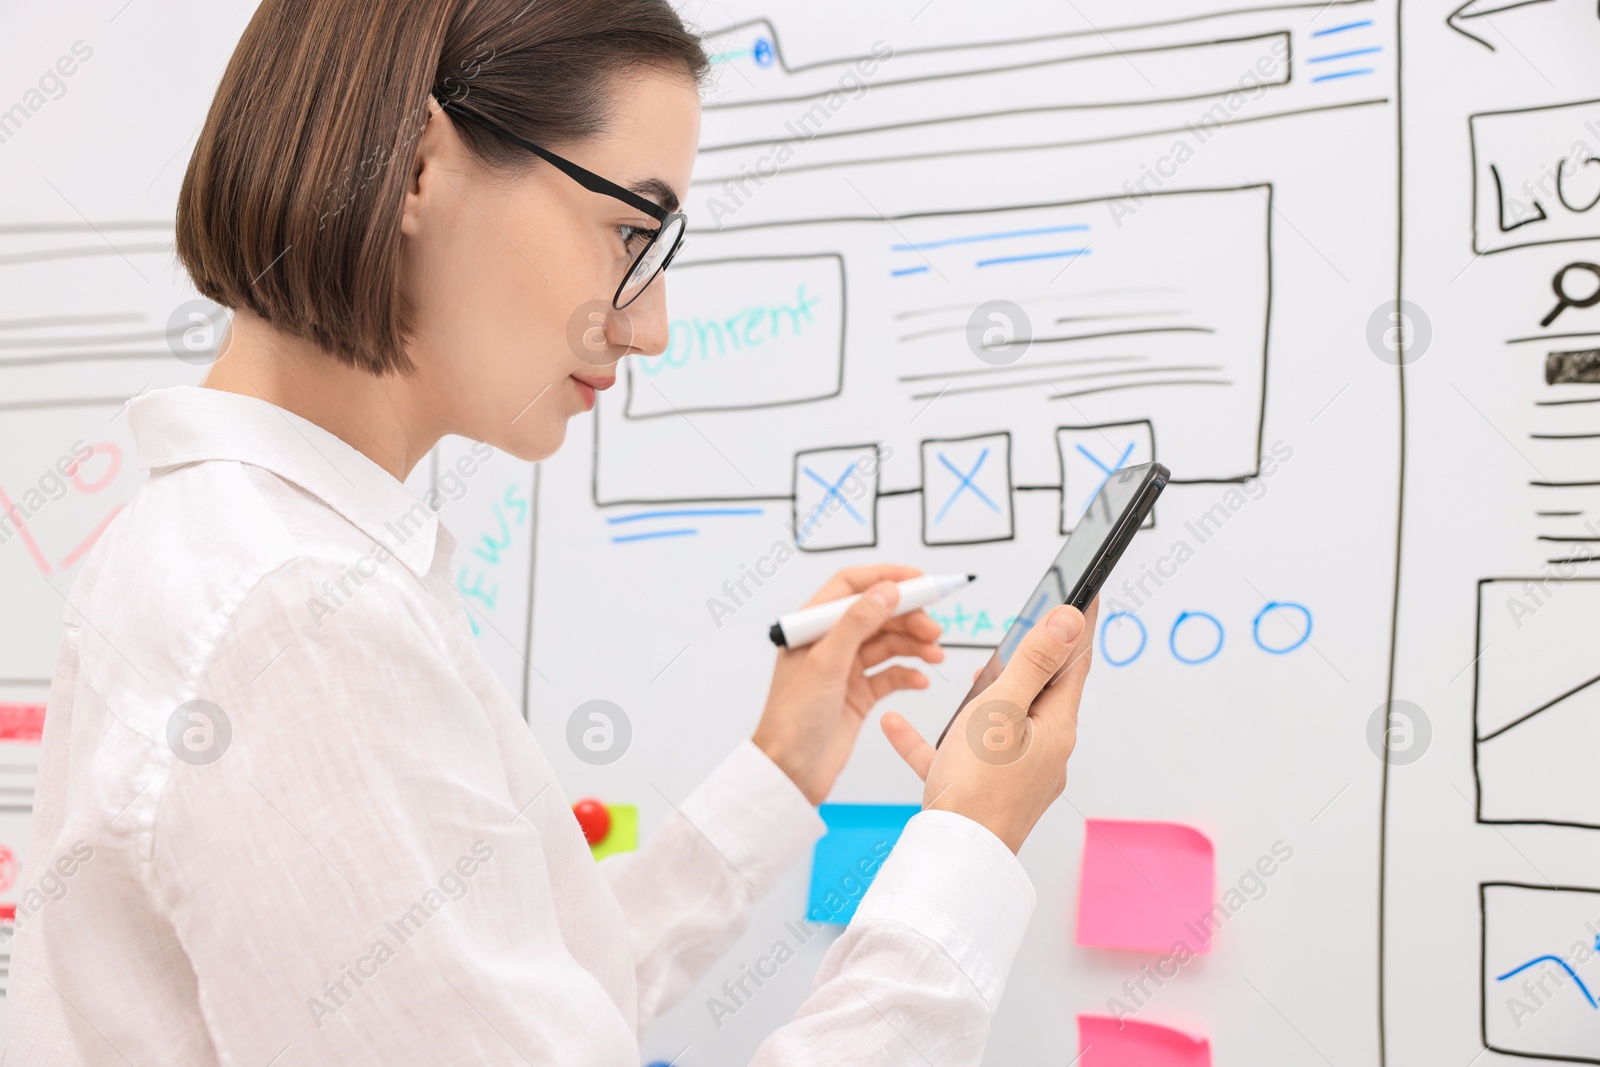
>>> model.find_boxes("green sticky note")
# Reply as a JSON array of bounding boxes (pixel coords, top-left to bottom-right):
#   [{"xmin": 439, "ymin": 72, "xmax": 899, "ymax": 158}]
[{"xmin": 590, "ymin": 804, "xmax": 638, "ymax": 861}]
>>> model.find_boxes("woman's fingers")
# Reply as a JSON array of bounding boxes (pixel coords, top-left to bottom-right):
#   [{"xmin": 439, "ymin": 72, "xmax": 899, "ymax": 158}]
[
  {"xmin": 866, "ymin": 665, "xmax": 928, "ymax": 703},
  {"xmin": 858, "ymin": 623, "xmax": 944, "ymax": 670},
  {"xmin": 880, "ymin": 711, "xmax": 935, "ymax": 782},
  {"xmin": 1028, "ymin": 597, "xmax": 1101, "ymax": 729},
  {"xmin": 810, "ymin": 580, "xmax": 901, "ymax": 673},
  {"xmin": 801, "ymin": 564, "xmax": 924, "ymax": 609}
]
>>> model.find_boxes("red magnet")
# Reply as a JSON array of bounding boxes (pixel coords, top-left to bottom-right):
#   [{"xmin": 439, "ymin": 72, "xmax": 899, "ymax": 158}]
[{"xmin": 573, "ymin": 798, "xmax": 611, "ymax": 845}]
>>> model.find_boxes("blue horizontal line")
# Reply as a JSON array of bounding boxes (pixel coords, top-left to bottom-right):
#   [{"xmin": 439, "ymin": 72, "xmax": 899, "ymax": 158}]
[
  {"xmin": 707, "ymin": 49, "xmax": 750, "ymax": 64},
  {"xmin": 1310, "ymin": 46, "xmax": 1381, "ymax": 62},
  {"xmin": 892, "ymin": 265, "xmax": 929, "ymax": 276},
  {"xmin": 892, "ymin": 224, "xmax": 1089, "ymax": 252},
  {"xmin": 1311, "ymin": 19, "xmax": 1372, "ymax": 36},
  {"xmin": 976, "ymin": 248, "xmax": 1091, "ymax": 267},
  {"xmin": 611, "ymin": 528, "xmax": 698, "ymax": 543},
  {"xmin": 607, "ymin": 508, "xmax": 762, "ymax": 524},
  {"xmin": 1311, "ymin": 67, "xmax": 1375, "ymax": 82}
]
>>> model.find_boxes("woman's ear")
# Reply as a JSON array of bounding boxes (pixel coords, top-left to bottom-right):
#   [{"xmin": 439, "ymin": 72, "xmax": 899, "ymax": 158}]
[{"xmin": 400, "ymin": 97, "xmax": 446, "ymax": 238}]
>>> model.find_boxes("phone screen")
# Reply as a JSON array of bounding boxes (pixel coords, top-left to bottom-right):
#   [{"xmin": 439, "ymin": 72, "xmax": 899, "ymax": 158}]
[
  {"xmin": 995, "ymin": 464, "xmax": 1149, "ymax": 666},
  {"xmin": 934, "ymin": 462, "xmax": 1164, "ymax": 748}
]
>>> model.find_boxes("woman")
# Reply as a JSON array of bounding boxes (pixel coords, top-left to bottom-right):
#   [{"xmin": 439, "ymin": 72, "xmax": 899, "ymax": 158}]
[{"xmin": 7, "ymin": 1, "xmax": 1098, "ymax": 1063}]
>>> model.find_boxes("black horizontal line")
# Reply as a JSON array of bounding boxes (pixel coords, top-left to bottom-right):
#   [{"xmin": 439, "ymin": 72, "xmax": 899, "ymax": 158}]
[
  {"xmin": 0, "ymin": 350, "xmax": 173, "ymax": 367},
  {"xmin": 899, "ymin": 355, "xmax": 1146, "ymax": 383},
  {"xmin": 1530, "ymin": 432, "xmax": 1600, "ymax": 439},
  {"xmin": 1051, "ymin": 378, "xmax": 1234, "ymax": 402},
  {"xmin": 1536, "ymin": 535, "xmax": 1600, "ymax": 542},
  {"xmin": 0, "ymin": 243, "xmax": 171, "ymax": 267},
  {"xmin": 688, "ymin": 99, "xmax": 1390, "ymax": 189},
  {"xmin": 1506, "ymin": 331, "xmax": 1600, "ymax": 344},
  {"xmin": 707, "ymin": 32, "xmax": 1288, "ymax": 111},
  {"xmin": 0, "ymin": 221, "xmax": 169, "ymax": 235},
  {"xmin": 0, "ymin": 313, "xmax": 144, "ymax": 331},
  {"xmin": 1028, "ymin": 326, "xmax": 1214, "ymax": 345},
  {"xmin": 712, "ymin": 2, "xmax": 1367, "ymax": 76},
  {"xmin": 0, "ymin": 330, "xmax": 166, "ymax": 350},
  {"xmin": 910, "ymin": 365, "xmax": 1224, "ymax": 400},
  {"xmin": 1531, "ymin": 480, "xmax": 1600, "ymax": 487}
]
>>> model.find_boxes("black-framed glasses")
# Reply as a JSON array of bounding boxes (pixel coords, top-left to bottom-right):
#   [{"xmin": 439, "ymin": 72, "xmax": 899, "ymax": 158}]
[{"xmin": 438, "ymin": 99, "xmax": 687, "ymax": 310}]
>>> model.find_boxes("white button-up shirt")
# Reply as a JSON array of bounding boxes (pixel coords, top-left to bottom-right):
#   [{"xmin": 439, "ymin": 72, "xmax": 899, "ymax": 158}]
[{"xmin": 5, "ymin": 385, "xmax": 1036, "ymax": 1065}]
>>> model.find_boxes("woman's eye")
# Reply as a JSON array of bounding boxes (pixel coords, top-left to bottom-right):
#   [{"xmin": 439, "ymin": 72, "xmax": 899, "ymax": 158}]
[{"xmin": 617, "ymin": 224, "xmax": 655, "ymax": 254}]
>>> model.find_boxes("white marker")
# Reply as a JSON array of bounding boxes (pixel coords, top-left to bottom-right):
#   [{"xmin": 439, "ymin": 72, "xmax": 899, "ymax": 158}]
[{"xmin": 769, "ymin": 573, "xmax": 975, "ymax": 649}]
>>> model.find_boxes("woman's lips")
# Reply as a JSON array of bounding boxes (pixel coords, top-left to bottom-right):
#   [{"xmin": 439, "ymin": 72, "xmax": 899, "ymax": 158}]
[{"xmin": 570, "ymin": 373, "xmax": 615, "ymax": 410}]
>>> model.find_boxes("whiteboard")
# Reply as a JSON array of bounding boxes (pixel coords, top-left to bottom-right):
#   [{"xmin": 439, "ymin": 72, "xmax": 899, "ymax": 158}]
[{"xmin": 1, "ymin": 1, "xmax": 1595, "ymax": 1063}]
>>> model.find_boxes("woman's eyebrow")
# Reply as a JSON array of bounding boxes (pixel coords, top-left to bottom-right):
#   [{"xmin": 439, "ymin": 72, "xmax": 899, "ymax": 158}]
[{"xmin": 629, "ymin": 177, "xmax": 680, "ymax": 213}]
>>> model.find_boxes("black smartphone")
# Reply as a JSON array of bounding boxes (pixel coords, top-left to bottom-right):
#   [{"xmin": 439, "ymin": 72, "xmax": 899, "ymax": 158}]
[{"xmin": 934, "ymin": 461, "xmax": 1169, "ymax": 748}]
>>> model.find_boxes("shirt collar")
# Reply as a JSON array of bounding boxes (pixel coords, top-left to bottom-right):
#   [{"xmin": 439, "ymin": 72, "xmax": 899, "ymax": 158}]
[{"xmin": 128, "ymin": 385, "xmax": 441, "ymax": 578}]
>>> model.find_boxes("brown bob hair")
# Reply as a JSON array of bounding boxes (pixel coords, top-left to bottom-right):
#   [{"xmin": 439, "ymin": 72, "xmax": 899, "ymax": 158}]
[{"xmin": 176, "ymin": 0, "xmax": 708, "ymax": 376}]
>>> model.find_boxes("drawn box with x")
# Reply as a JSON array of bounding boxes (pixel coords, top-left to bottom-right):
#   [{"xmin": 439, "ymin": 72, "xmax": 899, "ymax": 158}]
[{"xmin": 919, "ymin": 432, "xmax": 1014, "ymax": 546}]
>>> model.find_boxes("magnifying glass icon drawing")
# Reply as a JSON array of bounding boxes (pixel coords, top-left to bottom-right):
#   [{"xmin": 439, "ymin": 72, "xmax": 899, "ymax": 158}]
[{"xmin": 1540, "ymin": 262, "xmax": 1600, "ymax": 327}]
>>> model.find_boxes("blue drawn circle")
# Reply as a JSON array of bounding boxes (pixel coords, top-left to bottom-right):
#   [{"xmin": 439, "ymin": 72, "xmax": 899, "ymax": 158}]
[
  {"xmin": 1100, "ymin": 611, "xmax": 1147, "ymax": 667},
  {"xmin": 1253, "ymin": 601, "xmax": 1312, "ymax": 654},
  {"xmin": 1169, "ymin": 611, "xmax": 1224, "ymax": 665},
  {"xmin": 752, "ymin": 38, "xmax": 775, "ymax": 67}
]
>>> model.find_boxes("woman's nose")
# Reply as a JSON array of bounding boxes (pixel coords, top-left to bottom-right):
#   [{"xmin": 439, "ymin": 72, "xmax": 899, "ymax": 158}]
[{"xmin": 614, "ymin": 276, "xmax": 670, "ymax": 357}]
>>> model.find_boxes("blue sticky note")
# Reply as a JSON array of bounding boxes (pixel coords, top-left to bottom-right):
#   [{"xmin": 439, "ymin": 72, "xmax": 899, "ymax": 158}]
[{"xmin": 806, "ymin": 803, "xmax": 920, "ymax": 925}]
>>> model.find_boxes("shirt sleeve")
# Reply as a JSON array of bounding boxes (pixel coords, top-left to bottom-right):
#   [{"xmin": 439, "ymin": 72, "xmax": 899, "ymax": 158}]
[
  {"xmin": 598, "ymin": 740, "xmax": 827, "ymax": 1027},
  {"xmin": 146, "ymin": 556, "xmax": 641, "ymax": 1066},
  {"xmin": 751, "ymin": 809, "xmax": 1038, "ymax": 1066}
]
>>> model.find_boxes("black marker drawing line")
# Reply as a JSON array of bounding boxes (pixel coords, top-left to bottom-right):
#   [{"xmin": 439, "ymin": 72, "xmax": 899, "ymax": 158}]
[
  {"xmin": 1479, "ymin": 667, "xmax": 1600, "ymax": 743},
  {"xmin": 0, "ymin": 221, "xmax": 170, "ymax": 235},
  {"xmin": 688, "ymin": 98, "xmax": 1390, "ymax": 189},
  {"xmin": 1446, "ymin": 0, "xmax": 1557, "ymax": 52},
  {"xmin": 1505, "ymin": 332, "xmax": 1600, "ymax": 345},
  {"xmin": 0, "ymin": 313, "xmax": 145, "ymax": 331},
  {"xmin": 702, "ymin": 81, "xmax": 1295, "ymax": 154},
  {"xmin": 0, "ymin": 350, "xmax": 176, "ymax": 368},
  {"xmin": 703, "ymin": 31, "xmax": 1293, "ymax": 135},
  {"xmin": 703, "ymin": 3, "xmax": 1368, "ymax": 78},
  {"xmin": 0, "ymin": 331, "xmax": 167, "ymax": 350},
  {"xmin": 1047, "ymin": 378, "xmax": 1234, "ymax": 402},
  {"xmin": 1531, "ymin": 479, "xmax": 1600, "ymax": 487},
  {"xmin": 1029, "ymin": 326, "xmax": 1216, "ymax": 346},
  {"xmin": 1536, "ymin": 396, "xmax": 1600, "ymax": 406},
  {"xmin": 909, "ymin": 365, "xmax": 1226, "ymax": 400},
  {"xmin": 1547, "ymin": 555, "xmax": 1600, "ymax": 565},
  {"xmin": 0, "ymin": 396, "xmax": 143, "ymax": 414},
  {"xmin": 898, "ymin": 311, "xmax": 1186, "ymax": 344},
  {"xmin": 1537, "ymin": 510, "xmax": 1584, "ymax": 516},
  {"xmin": 0, "ymin": 244, "xmax": 172, "ymax": 268},
  {"xmin": 1530, "ymin": 431, "xmax": 1600, "ymax": 439},
  {"xmin": 1537, "ymin": 535, "xmax": 1600, "ymax": 541},
  {"xmin": 890, "ymin": 288, "xmax": 1179, "ymax": 321},
  {"xmin": 898, "ymin": 355, "xmax": 1148, "ymax": 383}
]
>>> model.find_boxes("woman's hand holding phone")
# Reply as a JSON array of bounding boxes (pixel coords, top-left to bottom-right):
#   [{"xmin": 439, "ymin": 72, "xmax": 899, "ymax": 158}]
[{"xmin": 880, "ymin": 598, "xmax": 1099, "ymax": 854}]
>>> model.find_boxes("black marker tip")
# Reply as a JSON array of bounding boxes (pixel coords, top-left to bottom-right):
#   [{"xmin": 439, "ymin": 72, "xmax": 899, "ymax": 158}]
[
  {"xmin": 968, "ymin": 573, "xmax": 977, "ymax": 582},
  {"xmin": 769, "ymin": 622, "xmax": 787, "ymax": 647}
]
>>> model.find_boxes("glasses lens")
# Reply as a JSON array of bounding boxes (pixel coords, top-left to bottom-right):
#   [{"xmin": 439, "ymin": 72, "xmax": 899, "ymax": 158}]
[{"xmin": 616, "ymin": 215, "xmax": 685, "ymax": 308}]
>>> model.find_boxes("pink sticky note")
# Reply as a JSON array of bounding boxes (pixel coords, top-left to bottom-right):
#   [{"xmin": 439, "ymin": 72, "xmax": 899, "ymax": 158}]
[
  {"xmin": 1077, "ymin": 819, "xmax": 1215, "ymax": 954},
  {"xmin": 1079, "ymin": 1015, "xmax": 1211, "ymax": 1067}
]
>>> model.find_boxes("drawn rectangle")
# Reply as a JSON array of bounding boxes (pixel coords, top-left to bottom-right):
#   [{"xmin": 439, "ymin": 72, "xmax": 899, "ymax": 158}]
[
  {"xmin": 1472, "ymin": 577, "xmax": 1600, "ymax": 828},
  {"xmin": 1481, "ymin": 882, "xmax": 1600, "ymax": 1062},
  {"xmin": 1056, "ymin": 421, "xmax": 1156, "ymax": 533},
  {"xmin": 594, "ymin": 187, "xmax": 1270, "ymax": 505},
  {"xmin": 792, "ymin": 444, "xmax": 879, "ymax": 551},
  {"xmin": 624, "ymin": 254, "xmax": 844, "ymax": 418},
  {"xmin": 1470, "ymin": 98, "xmax": 1600, "ymax": 255},
  {"xmin": 920, "ymin": 432, "xmax": 1014, "ymax": 545}
]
